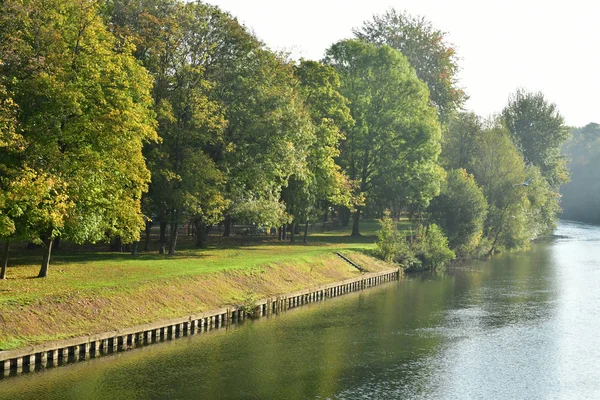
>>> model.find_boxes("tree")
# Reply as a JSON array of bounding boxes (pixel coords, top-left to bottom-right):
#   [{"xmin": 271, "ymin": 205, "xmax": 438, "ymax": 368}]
[
  {"xmin": 469, "ymin": 125, "xmax": 530, "ymax": 254},
  {"xmin": 502, "ymin": 89, "xmax": 570, "ymax": 187},
  {"xmin": 288, "ymin": 60, "xmax": 354, "ymax": 241},
  {"xmin": 0, "ymin": 0, "xmax": 157, "ymax": 276},
  {"xmin": 325, "ymin": 40, "xmax": 443, "ymax": 236},
  {"xmin": 376, "ymin": 209, "xmax": 402, "ymax": 263},
  {"xmin": 355, "ymin": 8, "xmax": 465, "ymax": 123},
  {"xmin": 440, "ymin": 112, "xmax": 483, "ymax": 170},
  {"xmin": 428, "ymin": 169, "xmax": 487, "ymax": 257}
]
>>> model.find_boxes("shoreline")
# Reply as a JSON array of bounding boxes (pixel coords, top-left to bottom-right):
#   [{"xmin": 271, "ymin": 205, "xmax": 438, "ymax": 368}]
[{"xmin": 0, "ymin": 267, "xmax": 400, "ymax": 377}]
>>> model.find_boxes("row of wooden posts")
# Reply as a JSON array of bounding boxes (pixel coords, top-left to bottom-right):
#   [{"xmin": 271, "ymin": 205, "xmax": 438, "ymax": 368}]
[{"xmin": 0, "ymin": 268, "xmax": 400, "ymax": 378}]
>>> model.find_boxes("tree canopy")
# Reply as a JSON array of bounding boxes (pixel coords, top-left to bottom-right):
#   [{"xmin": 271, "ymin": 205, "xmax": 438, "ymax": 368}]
[
  {"xmin": 355, "ymin": 8, "xmax": 465, "ymax": 123},
  {"xmin": 325, "ymin": 39, "xmax": 443, "ymax": 236}
]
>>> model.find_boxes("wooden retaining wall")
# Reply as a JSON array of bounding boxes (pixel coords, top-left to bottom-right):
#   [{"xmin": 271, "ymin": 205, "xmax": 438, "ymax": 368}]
[{"xmin": 0, "ymin": 268, "xmax": 400, "ymax": 377}]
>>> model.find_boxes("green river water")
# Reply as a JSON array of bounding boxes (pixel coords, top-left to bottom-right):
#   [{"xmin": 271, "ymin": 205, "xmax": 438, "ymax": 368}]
[{"xmin": 1, "ymin": 220, "xmax": 599, "ymax": 399}]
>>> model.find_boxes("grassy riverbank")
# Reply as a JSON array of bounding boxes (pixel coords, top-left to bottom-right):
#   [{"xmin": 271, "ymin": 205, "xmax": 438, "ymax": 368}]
[{"xmin": 0, "ymin": 220, "xmax": 408, "ymax": 350}]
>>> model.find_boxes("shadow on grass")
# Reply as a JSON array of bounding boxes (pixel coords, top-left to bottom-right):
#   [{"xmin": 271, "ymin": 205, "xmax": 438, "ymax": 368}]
[{"xmin": 3, "ymin": 220, "xmax": 391, "ymax": 268}]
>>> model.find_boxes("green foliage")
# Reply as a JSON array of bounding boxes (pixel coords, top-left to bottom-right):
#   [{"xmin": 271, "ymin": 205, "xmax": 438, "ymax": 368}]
[
  {"xmin": 428, "ymin": 169, "xmax": 487, "ymax": 257},
  {"xmin": 502, "ymin": 89, "xmax": 570, "ymax": 188},
  {"xmin": 411, "ymin": 224, "xmax": 455, "ymax": 271},
  {"xmin": 290, "ymin": 60, "xmax": 355, "ymax": 223},
  {"xmin": 1, "ymin": 0, "xmax": 157, "ymax": 275},
  {"xmin": 376, "ymin": 212, "xmax": 453, "ymax": 270},
  {"xmin": 355, "ymin": 8, "xmax": 466, "ymax": 123},
  {"xmin": 376, "ymin": 210, "xmax": 401, "ymax": 263},
  {"xmin": 325, "ymin": 40, "xmax": 443, "ymax": 234},
  {"xmin": 469, "ymin": 125, "xmax": 529, "ymax": 253},
  {"xmin": 440, "ymin": 112, "xmax": 483, "ymax": 170}
]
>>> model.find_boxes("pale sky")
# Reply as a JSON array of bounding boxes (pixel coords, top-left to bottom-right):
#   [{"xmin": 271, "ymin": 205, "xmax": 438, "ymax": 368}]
[{"xmin": 206, "ymin": 0, "xmax": 599, "ymax": 127}]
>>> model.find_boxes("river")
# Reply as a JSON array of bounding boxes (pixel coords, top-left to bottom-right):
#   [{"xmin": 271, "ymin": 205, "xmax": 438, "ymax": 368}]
[{"xmin": 1, "ymin": 220, "xmax": 600, "ymax": 399}]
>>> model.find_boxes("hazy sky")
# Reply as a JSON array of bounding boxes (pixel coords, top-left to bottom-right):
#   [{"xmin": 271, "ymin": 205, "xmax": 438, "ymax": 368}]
[{"xmin": 206, "ymin": 0, "xmax": 598, "ymax": 127}]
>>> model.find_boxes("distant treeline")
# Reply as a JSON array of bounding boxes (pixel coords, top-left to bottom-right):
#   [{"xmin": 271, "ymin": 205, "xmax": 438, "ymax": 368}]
[
  {"xmin": 0, "ymin": 1, "xmax": 569, "ymax": 278},
  {"xmin": 561, "ymin": 123, "xmax": 600, "ymax": 224}
]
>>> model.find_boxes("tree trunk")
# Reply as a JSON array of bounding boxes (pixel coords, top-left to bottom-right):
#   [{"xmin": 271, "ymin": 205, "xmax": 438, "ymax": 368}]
[
  {"xmin": 351, "ymin": 208, "xmax": 361, "ymax": 237},
  {"xmin": 38, "ymin": 237, "xmax": 53, "ymax": 278},
  {"xmin": 341, "ymin": 207, "xmax": 350, "ymax": 227},
  {"xmin": 1, "ymin": 240, "xmax": 9, "ymax": 280},
  {"xmin": 168, "ymin": 221, "xmax": 178, "ymax": 255},
  {"xmin": 159, "ymin": 221, "xmax": 167, "ymax": 254},
  {"xmin": 282, "ymin": 224, "xmax": 287, "ymax": 240},
  {"xmin": 290, "ymin": 222, "xmax": 295, "ymax": 243},
  {"xmin": 303, "ymin": 221, "xmax": 309, "ymax": 244},
  {"xmin": 223, "ymin": 216, "xmax": 232, "ymax": 237},
  {"xmin": 194, "ymin": 219, "xmax": 208, "ymax": 248},
  {"xmin": 323, "ymin": 209, "xmax": 328, "ymax": 222},
  {"xmin": 131, "ymin": 241, "xmax": 139, "ymax": 256},
  {"xmin": 53, "ymin": 237, "xmax": 61, "ymax": 250},
  {"xmin": 144, "ymin": 220, "xmax": 152, "ymax": 252},
  {"xmin": 111, "ymin": 236, "xmax": 123, "ymax": 252}
]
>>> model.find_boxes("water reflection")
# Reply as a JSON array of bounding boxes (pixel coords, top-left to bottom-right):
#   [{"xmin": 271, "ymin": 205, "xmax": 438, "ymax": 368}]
[{"xmin": 1, "ymin": 221, "xmax": 600, "ymax": 399}]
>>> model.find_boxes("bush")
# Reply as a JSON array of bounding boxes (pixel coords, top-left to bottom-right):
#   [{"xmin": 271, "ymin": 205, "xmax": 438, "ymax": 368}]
[
  {"xmin": 376, "ymin": 211, "xmax": 453, "ymax": 270},
  {"xmin": 428, "ymin": 169, "xmax": 487, "ymax": 257},
  {"xmin": 376, "ymin": 210, "xmax": 401, "ymax": 262},
  {"xmin": 409, "ymin": 224, "xmax": 455, "ymax": 271}
]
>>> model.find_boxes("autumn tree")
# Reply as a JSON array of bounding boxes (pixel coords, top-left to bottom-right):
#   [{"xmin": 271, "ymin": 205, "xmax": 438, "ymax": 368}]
[{"xmin": 0, "ymin": 0, "xmax": 157, "ymax": 276}]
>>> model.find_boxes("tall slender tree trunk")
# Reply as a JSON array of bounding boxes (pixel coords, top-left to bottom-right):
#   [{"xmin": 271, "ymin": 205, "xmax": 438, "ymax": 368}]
[
  {"xmin": 159, "ymin": 221, "xmax": 167, "ymax": 254},
  {"xmin": 131, "ymin": 241, "xmax": 139, "ymax": 256},
  {"xmin": 38, "ymin": 237, "xmax": 53, "ymax": 278},
  {"xmin": 169, "ymin": 210, "xmax": 178, "ymax": 255},
  {"xmin": 290, "ymin": 222, "xmax": 295, "ymax": 243},
  {"xmin": 223, "ymin": 216, "xmax": 232, "ymax": 237},
  {"xmin": 303, "ymin": 221, "xmax": 309, "ymax": 244},
  {"xmin": 282, "ymin": 224, "xmax": 287, "ymax": 240},
  {"xmin": 351, "ymin": 208, "xmax": 361, "ymax": 237},
  {"xmin": 144, "ymin": 220, "xmax": 152, "ymax": 252},
  {"xmin": 341, "ymin": 207, "xmax": 350, "ymax": 227},
  {"xmin": 1, "ymin": 240, "xmax": 9, "ymax": 280}
]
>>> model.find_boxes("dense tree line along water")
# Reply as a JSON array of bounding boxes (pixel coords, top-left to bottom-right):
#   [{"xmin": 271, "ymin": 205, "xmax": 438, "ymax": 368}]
[{"xmin": 1, "ymin": 220, "xmax": 598, "ymax": 399}]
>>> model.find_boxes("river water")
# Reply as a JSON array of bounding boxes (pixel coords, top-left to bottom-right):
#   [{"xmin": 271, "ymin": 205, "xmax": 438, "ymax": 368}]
[{"xmin": 1, "ymin": 220, "xmax": 600, "ymax": 399}]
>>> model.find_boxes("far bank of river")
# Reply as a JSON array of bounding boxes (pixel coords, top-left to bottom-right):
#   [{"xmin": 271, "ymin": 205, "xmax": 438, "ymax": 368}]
[{"xmin": 2, "ymin": 220, "xmax": 600, "ymax": 399}]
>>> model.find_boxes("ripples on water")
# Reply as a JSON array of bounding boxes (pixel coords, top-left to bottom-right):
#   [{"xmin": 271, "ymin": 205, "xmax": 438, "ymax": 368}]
[{"xmin": 2, "ymin": 221, "xmax": 600, "ymax": 399}]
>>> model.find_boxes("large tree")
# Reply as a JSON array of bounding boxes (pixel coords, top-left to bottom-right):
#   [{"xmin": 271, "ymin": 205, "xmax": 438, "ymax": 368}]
[
  {"xmin": 440, "ymin": 112, "xmax": 483, "ymax": 171},
  {"xmin": 502, "ymin": 89, "xmax": 570, "ymax": 188},
  {"xmin": 325, "ymin": 40, "xmax": 443, "ymax": 236},
  {"xmin": 285, "ymin": 60, "xmax": 354, "ymax": 241},
  {"xmin": 355, "ymin": 9, "xmax": 465, "ymax": 123},
  {"xmin": 0, "ymin": 0, "xmax": 157, "ymax": 276}
]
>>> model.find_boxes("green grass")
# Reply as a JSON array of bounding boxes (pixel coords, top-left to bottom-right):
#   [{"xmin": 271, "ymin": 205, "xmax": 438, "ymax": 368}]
[
  {"xmin": 1, "ymin": 219, "xmax": 412, "ymax": 300},
  {"xmin": 0, "ymin": 219, "xmax": 410, "ymax": 349}
]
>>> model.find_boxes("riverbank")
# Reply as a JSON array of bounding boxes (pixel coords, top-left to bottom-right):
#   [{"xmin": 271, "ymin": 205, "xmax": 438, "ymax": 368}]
[{"xmin": 0, "ymin": 221, "xmax": 405, "ymax": 351}]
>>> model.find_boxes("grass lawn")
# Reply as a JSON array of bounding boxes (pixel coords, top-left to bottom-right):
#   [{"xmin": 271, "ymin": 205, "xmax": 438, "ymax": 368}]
[{"xmin": 0, "ymin": 219, "xmax": 410, "ymax": 350}]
